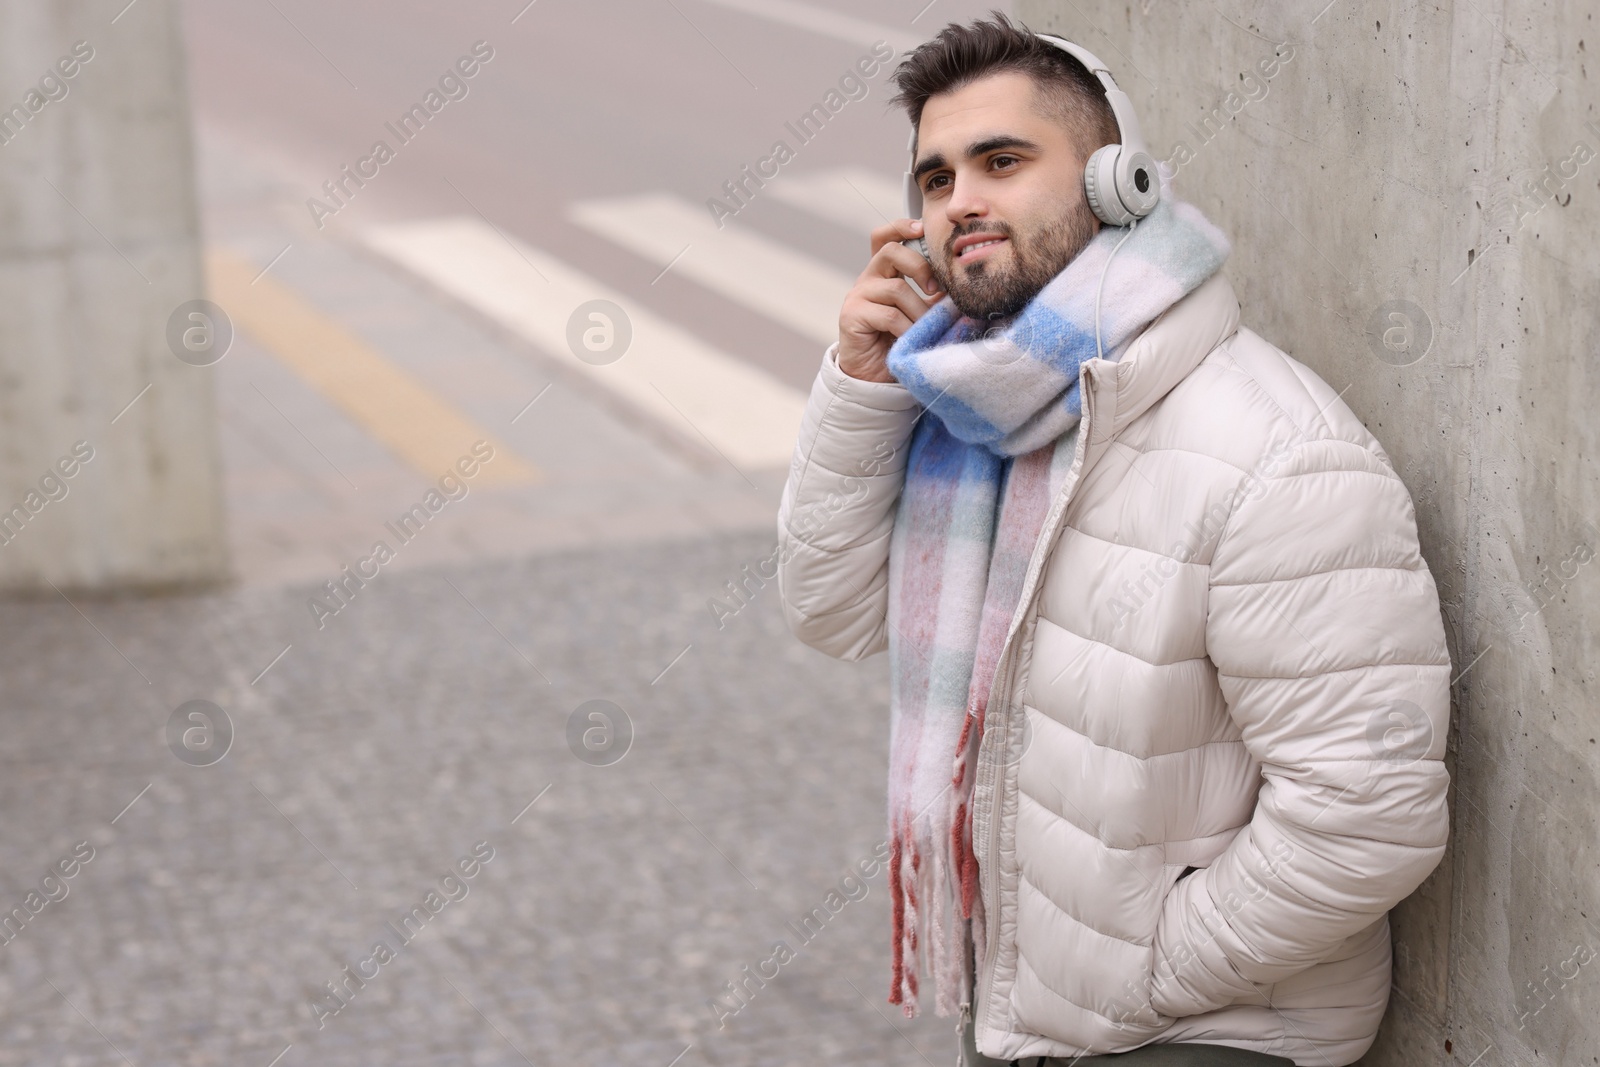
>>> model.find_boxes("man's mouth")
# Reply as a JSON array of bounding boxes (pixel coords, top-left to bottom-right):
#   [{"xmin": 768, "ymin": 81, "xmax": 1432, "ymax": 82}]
[{"xmin": 953, "ymin": 234, "xmax": 1008, "ymax": 264}]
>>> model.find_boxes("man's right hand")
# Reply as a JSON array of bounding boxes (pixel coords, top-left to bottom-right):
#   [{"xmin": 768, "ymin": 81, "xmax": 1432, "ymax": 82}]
[{"xmin": 836, "ymin": 218, "xmax": 944, "ymax": 383}]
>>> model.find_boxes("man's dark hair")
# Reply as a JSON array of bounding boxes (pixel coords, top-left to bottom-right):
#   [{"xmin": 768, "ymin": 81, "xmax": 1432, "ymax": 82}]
[{"xmin": 888, "ymin": 11, "xmax": 1121, "ymax": 166}]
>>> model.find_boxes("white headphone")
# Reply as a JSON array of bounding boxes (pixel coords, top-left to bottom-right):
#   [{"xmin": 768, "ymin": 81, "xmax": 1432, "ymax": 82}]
[
  {"xmin": 902, "ymin": 33, "xmax": 1160, "ymax": 244},
  {"xmin": 901, "ymin": 32, "xmax": 1159, "ymax": 360}
]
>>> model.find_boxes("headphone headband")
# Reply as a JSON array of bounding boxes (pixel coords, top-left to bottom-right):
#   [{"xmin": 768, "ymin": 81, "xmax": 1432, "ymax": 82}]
[{"xmin": 1032, "ymin": 35, "xmax": 1149, "ymax": 163}]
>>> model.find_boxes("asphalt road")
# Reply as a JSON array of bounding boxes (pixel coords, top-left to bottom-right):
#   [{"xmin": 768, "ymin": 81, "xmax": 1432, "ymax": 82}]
[{"xmin": 183, "ymin": 0, "xmax": 1009, "ymax": 392}]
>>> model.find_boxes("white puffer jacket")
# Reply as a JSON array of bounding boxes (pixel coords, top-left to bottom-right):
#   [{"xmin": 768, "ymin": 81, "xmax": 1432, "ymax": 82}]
[{"xmin": 775, "ymin": 272, "xmax": 1452, "ymax": 1066}]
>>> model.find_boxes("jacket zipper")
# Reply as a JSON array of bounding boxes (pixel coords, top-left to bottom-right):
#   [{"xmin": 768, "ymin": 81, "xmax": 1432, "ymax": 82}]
[{"xmin": 971, "ymin": 370, "xmax": 1102, "ymax": 1041}]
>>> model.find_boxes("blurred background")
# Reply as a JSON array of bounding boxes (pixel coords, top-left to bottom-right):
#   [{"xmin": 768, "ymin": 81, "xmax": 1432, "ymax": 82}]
[
  {"xmin": 0, "ymin": 1, "xmax": 1012, "ymax": 1064},
  {"xmin": 1, "ymin": 0, "xmax": 1596, "ymax": 1064}
]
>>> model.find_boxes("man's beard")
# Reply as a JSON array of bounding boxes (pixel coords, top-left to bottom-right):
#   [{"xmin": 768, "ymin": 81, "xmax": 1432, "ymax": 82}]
[{"xmin": 931, "ymin": 198, "xmax": 1099, "ymax": 322}]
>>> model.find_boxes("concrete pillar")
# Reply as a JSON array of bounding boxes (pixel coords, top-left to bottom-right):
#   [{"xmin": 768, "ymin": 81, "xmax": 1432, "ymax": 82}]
[
  {"xmin": 1007, "ymin": 2, "xmax": 1596, "ymax": 1062},
  {"xmin": 0, "ymin": 0, "xmax": 227, "ymax": 592}
]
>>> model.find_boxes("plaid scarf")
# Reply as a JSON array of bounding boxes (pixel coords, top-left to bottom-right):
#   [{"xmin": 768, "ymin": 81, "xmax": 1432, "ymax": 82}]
[{"xmin": 881, "ymin": 187, "xmax": 1230, "ymax": 1017}]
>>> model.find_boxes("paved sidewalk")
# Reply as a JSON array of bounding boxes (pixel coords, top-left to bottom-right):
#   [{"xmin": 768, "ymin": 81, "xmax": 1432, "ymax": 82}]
[{"xmin": 0, "ymin": 532, "xmax": 957, "ymax": 1066}]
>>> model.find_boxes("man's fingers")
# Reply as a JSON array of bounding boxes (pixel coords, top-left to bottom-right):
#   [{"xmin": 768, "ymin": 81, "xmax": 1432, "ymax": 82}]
[
  {"xmin": 869, "ymin": 217, "xmax": 926, "ymax": 257},
  {"xmin": 852, "ymin": 301, "xmax": 916, "ymax": 339},
  {"xmin": 865, "ymin": 240, "xmax": 943, "ymax": 294},
  {"xmin": 899, "ymin": 250, "xmax": 944, "ymax": 302},
  {"xmin": 860, "ymin": 277, "xmax": 940, "ymax": 326},
  {"xmin": 837, "ymin": 218, "xmax": 939, "ymax": 366}
]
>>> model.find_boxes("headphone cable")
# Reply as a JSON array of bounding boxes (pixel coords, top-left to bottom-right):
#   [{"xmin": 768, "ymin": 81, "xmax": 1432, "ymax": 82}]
[{"xmin": 1094, "ymin": 217, "xmax": 1139, "ymax": 363}]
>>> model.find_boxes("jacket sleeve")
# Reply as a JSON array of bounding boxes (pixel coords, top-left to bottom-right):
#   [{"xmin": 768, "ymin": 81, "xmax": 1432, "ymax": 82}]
[
  {"xmin": 1147, "ymin": 432, "xmax": 1453, "ymax": 1017},
  {"xmin": 775, "ymin": 342, "xmax": 923, "ymax": 661}
]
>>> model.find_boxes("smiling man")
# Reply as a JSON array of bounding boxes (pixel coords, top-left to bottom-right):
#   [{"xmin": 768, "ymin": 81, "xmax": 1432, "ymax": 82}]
[
  {"xmin": 905, "ymin": 74, "xmax": 1103, "ymax": 323},
  {"xmin": 775, "ymin": 13, "xmax": 1452, "ymax": 1067}
]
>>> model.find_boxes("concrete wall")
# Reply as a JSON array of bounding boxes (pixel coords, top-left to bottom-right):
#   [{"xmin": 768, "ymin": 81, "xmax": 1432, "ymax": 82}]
[
  {"xmin": 0, "ymin": 0, "xmax": 226, "ymax": 592},
  {"xmin": 1009, "ymin": 2, "xmax": 1598, "ymax": 1062}
]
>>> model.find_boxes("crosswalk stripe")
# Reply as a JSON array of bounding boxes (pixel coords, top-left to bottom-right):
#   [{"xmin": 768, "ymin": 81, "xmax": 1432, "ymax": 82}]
[
  {"xmin": 766, "ymin": 167, "xmax": 905, "ymax": 238},
  {"xmin": 567, "ymin": 192, "xmax": 853, "ymax": 348},
  {"xmin": 359, "ymin": 217, "xmax": 808, "ymax": 472},
  {"xmin": 207, "ymin": 249, "xmax": 542, "ymax": 486},
  {"xmin": 687, "ymin": 0, "xmax": 923, "ymax": 55}
]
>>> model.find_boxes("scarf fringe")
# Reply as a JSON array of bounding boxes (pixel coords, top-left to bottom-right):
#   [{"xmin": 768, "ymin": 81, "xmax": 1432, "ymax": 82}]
[{"xmin": 889, "ymin": 833, "xmax": 963, "ymax": 1017}]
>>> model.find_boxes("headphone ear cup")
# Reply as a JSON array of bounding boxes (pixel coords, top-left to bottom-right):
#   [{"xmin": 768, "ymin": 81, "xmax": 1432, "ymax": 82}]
[
  {"xmin": 903, "ymin": 168, "xmax": 923, "ymax": 222},
  {"xmin": 1118, "ymin": 148, "xmax": 1161, "ymax": 219},
  {"xmin": 1084, "ymin": 144, "xmax": 1134, "ymax": 227}
]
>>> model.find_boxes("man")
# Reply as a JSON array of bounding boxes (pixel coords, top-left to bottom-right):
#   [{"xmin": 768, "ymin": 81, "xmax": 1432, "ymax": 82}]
[{"xmin": 774, "ymin": 14, "xmax": 1452, "ymax": 1067}]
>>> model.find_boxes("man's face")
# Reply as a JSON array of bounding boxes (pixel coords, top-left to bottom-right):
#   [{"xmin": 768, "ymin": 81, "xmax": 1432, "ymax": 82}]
[{"xmin": 912, "ymin": 71, "xmax": 1100, "ymax": 321}]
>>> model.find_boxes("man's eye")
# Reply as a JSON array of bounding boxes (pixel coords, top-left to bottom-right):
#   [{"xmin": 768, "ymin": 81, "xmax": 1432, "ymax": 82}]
[
  {"xmin": 992, "ymin": 155, "xmax": 1019, "ymax": 170},
  {"xmin": 924, "ymin": 174, "xmax": 949, "ymax": 192}
]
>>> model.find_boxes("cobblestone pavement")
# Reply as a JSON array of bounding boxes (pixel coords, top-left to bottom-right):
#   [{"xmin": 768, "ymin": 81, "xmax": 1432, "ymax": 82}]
[{"xmin": 0, "ymin": 530, "xmax": 959, "ymax": 1066}]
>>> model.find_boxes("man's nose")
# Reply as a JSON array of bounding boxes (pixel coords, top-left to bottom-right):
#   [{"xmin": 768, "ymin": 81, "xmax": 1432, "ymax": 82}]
[{"xmin": 945, "ymin": 176, "xmax": 990, "ymax": 221}]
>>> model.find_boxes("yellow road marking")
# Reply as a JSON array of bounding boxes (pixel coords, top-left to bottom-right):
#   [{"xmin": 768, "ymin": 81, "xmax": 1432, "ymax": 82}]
[{"xmin": 207, "ymin": 248, "xmax": 541, "ymax": 486}]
